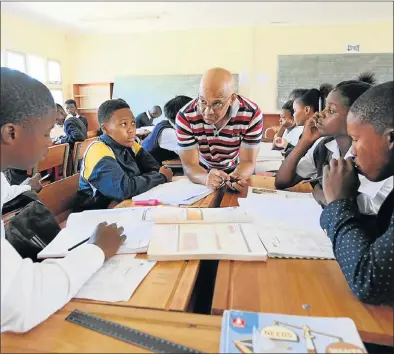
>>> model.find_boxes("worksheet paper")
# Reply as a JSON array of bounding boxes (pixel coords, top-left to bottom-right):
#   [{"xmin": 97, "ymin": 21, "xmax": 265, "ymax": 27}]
[
  {"xmin": 248, "ymin": 187, "xmax": 313, "ymax": 199},
  {"xmin": 133, "ymin": 178, "xmax": 214, "ymax": 205},
  {"xmin": 75, "ymin": 255, "xmax": 156, "ymax": 302},
  {"xmin": 256, "ymin": 143, "xmax": 284, "ymax": 162},
  {"xmin": 38, "ymin": 207, "xmax": 155, "ymax": 259}
]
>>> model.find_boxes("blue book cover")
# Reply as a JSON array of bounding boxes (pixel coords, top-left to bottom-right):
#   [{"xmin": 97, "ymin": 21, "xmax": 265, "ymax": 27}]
[{"xmin": 220, "ymin": 310, "xmax": 367, "ymax": 353}]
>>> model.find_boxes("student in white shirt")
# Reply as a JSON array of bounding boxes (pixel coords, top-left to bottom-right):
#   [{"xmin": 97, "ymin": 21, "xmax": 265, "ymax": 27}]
[
  {"xmin": 50, "ymin": 104, "xmax": 66, "ymax": 144},
  {"xmin": 275, "ymin": 73, "xmax": 392, "ymax": 214},
  {"xmin": 273, "ymin": 100, "xmax": 304, "ymax": 150},
  {"xmin": 0, "ymin": 68, "xmax": 126, "ymax": 333},
  {"xmin": 1, "ymin": 173, "xmax": 43, "ymax": 206}
]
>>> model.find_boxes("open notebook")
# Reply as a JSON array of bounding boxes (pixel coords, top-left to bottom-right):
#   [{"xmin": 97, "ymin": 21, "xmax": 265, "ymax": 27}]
[
  {"xmin": 238, "ymin": 188, "xmax": 334, "ymax": 260},
  {"xmin": 133, "ymin": 178, "xmax": 214, "ymax": 205}
]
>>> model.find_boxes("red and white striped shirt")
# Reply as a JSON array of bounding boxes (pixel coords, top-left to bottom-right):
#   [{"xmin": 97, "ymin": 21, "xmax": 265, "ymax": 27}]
[{"xmin": 176, "ymin": 95, "xmax": 263, "ymax": 171}]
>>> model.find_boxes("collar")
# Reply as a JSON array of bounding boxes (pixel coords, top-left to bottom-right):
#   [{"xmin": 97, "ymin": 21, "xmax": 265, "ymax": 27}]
[
  {"xmin": 146, "ymin": 110, "xmax": 152, "ymax": 120},
  {"xmin": 168, "ymin": 119, "xmax": 176, "ymax": 129},
  {"xmin": 325, "ymin": 139, "xmax": 341, "ymax": 159},
  {"xmin": 100, "ymin": 134, "xmax": 130, "ymax": 154}
]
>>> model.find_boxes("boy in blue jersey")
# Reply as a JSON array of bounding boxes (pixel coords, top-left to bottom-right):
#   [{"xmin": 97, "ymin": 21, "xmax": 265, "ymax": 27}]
[{"xmin": 75, "ymin": 99, "xmax": 173, "ymax": 210}]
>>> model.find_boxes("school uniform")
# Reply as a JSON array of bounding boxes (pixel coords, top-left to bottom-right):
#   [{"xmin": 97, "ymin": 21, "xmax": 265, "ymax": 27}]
[
  {"xmin": 1, "ymin": 172, "xmax": 105, "ymax": 333},
  {"xmin": 142, "ymin": 120, "xmax": 179, "ymax": 164},
  {"xmin": 282, "ymin": 125, "xmax": 304, "ymax": 147},
  {"xmin": 320, "ymin": 188, "xmax": 394, "ymax": 305},
  {"xmin": 59, "ymin": 116, "xmax": 87, "ymax": 145},
  {"xmin": 75, "ymin": 134, "xmax": 167, "ymax": 210},
  {"xmin": 296, "ymin": 137, "xmax": 393, "ymax": 215},
  {"xmin": 135, "ymin": 111, "xmax": 153, "ymax": 128},
  {"xmin": 50, "ymin": 124, "xmax": 66, "ymax": 143}
]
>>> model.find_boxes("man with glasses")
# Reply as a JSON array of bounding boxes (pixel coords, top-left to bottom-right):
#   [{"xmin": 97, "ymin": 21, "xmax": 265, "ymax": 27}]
[{"xmin": 176, "ymin": 67, "xmax": 263, "ymax": 191}]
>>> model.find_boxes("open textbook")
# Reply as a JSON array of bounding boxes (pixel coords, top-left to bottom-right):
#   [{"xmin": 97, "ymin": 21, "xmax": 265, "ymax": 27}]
[
  {"xmin": 238, "ymin": 188, "xmax": 335, "ymax": 259},
  {"xmin": 220, "ymin": 310, "xmax": 366, "ymax": 353},
  {"xmin": 132, "ymin": 178, "xmax": 214, "ymax": 205},
  {"xmin": 37, "ymin": 207, "xmax": 252, "ymax": 259}
]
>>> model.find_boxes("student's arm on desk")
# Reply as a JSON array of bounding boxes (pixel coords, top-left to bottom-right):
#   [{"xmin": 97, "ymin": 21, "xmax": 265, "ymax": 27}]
[
  {"xmin": 1, "ymin": 234, "xmax": 104, "ymax": 333},
  {"xmin": 320, "ymin": 200, "xmax": 394, "ymax": 305}
]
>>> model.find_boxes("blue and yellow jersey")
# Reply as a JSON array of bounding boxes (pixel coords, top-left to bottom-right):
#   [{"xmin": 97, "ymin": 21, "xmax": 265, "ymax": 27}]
[{"xmin": 77, "ymin": 134, "xmax": 167, "ymax": 210}]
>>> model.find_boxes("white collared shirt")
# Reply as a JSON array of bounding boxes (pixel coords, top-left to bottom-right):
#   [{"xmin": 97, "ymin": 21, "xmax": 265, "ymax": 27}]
[
  {"xmin": 1, "ymin": 172, "xmax": 105, "ymax": 333},
  {"xmin": 283, "ymin": 126, "xmax": 304, "ymax": 147},
  {"xmin": 1, "ymin": 172, "xmax": 31, "ymax": 205},
  {"xmin": 158, "ymin": 120, "xmax": 179, "ymax": 153},
  {"xmin": 50, "ymin": 124, "xmax": 66, "ymax": 142},
  {"xmin": 296, "ymin": 139, "xmax": 393, "ymax": 215}
]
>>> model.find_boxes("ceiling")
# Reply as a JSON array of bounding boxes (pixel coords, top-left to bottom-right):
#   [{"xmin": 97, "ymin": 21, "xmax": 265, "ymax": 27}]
[{"xmin": 2, "ymin": 1, "xmax": 393, "ymax": 34}]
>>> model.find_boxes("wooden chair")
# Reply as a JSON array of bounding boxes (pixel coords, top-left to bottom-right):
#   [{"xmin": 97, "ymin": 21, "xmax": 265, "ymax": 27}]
[
  {"xmin": 72, "ymin": 137, "xmax": 98, "ymax": 174},
  {"xmin": 33, "ymin": 143, "xmax": 70, "ymax": 179},
  {"xmin": 38, "ymin": 173, "xmax": 80, "ymax": 226}
]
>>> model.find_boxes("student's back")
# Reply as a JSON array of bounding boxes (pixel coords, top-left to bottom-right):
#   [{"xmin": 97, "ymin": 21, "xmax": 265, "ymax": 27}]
[{"xmin": 142, "ymin": 95, "xmax": 193, "ymax": 164}]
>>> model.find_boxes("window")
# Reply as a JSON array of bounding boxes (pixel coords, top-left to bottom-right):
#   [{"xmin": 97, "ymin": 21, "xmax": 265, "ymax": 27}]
[
  {"xmin": 50, "ymin": 89, "xmax": 64, "ymax": 105},
  {"xmin": 1, "ymin": 52, "xmax": 5, "ymax": 67},
  {"xmin": 27, "ymin": 54, "xmax": 46, "ymax": 83},
  {"xmin": 6, "ymin": 51, "xmax": 26, "ymax": 73},
  {"xmin": 48, "ymin": 60, "xmax": 62, "ymax": 84}
]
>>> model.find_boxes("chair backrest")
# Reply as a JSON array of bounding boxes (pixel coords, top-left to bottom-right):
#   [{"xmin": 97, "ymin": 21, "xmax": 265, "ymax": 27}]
[
  {"xmin": 72, "ymin": 137, "xmax": 98, "ymax": 174},
  {"xmin": 33, "ymin": 143, "xmax": 70, "ymax": 177},
  {"xmin": 38, "ymin": 173, "xmax": 80, "ymax": 225}
]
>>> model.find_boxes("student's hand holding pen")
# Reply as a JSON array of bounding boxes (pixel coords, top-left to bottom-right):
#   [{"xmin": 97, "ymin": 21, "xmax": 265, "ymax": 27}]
[
  {"xmin": 159, "ymin": 166, "xmax": 173, "ymax": 182},
  {"xmin": 27, "ymin": 173, "xmax": 44, "ymax": 193},
  {"xmin": 89, "ymin": 222, "xmax": 127, "ymax": 260}
]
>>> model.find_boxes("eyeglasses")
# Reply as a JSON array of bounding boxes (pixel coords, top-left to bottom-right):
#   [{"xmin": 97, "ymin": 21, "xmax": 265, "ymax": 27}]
[{"xmin": 197, "ymin": 96, "xmax": 232, "ymax": 112}]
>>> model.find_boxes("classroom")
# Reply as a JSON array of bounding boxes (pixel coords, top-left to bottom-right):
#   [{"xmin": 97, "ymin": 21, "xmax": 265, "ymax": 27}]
[{"xmin": 1, "ymin": 1, "xmax": 393, "ymax": 353}]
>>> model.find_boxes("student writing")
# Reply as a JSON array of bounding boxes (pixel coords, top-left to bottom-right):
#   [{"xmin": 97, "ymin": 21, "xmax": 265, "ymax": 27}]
[
  {"xmin": 321, "ymin": 81, "xmax": 394, "ymax": 305},
  {"xmin": 0, "ymin": 68, "xmax": 126, "ymax": 333},
  {"xmin": 75, "ymin": 99, "xmax": 173, "ymax": 211}
]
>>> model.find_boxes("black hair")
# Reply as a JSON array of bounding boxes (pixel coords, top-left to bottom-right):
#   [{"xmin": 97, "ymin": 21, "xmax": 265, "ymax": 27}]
[
  {"xmin": 65, "ymin": 99, "xmax": 77, "ymax": 107},
  {"xmin": 0, "ymin": 67, "xmax": 55, "ymax": 129},
  {"xmin": 296, "ymin": 83, "xmax": 333, "ymax": 112},
  {"xmin": 164, "ymin": 96, "xmax": 193, "ymax": 123},
  {"xmin": 332, "ymin": 72, "xmax": 376, "ymax": 108},
  {"xmin": 98, "ymin": 99, "xmax": 130, "ymax": 125},
  {"xmin": 56, "ymin": 103, "xmax": 64, "ymax": 111},
  {"xmin": 289, "ymin": 89, "xmax": 308, "ymax": 100},
  {"xmin": 281, "ymin": 100, "xmax": 294, "ymax": 116},
  {"xmin": 350, "ymin": 81, "xmax": 393, "ymax": 135},
  {"xmin": 151, "ymin": 105, "xmax": 162, "ymax": 115}
]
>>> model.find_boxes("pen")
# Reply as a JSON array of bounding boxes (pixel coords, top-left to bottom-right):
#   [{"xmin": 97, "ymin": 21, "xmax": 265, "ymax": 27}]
[
  {"xmin": 134, "ymin": 199, "xmax": 159, "ymax": 206},
  {"xmin": 40, "ymin": 174, "xmax": 51, "ymax": 182},
  {"xmin": 68, "ymin": 237, "xmax": 89, "ymax": 251},
  {"xmin": 301, "ymin": 176, "xmax": 323, "ymax": 184}
]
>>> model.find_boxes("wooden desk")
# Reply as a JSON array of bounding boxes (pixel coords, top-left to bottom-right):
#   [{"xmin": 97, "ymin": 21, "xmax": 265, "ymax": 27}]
[
  {"xmin": 213, "ymin": 175, "xmax": 394, "ymax": 346},
  {"xmin": 75, "ymin": 182, "xmax": 220, "ymax": 312},
  {"xmin": 1, "ymin": 302, "xmax": 221, "ymax": 353}
]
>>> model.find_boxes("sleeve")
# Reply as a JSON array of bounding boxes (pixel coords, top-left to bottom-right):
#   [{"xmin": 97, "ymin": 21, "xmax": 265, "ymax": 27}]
[
  {"xmin": 320, "ymin": 199, "xmax": 394, "ymax": 305},
  {"xmin": 133, "ymin": 143, "xmax": 161, "ymax": 173},
  {"xmin": 1, "ymin": 174, "xmax": 31, "ymax": 204},
  {"xmin": 176, "ymin": 111, "xmax": 198, "ymax": 150},
  {"xmin": 241, "ymin": 109, "xmax": 263, "ymax": 148},
  {"xmin": 60, "ymin": 119, "xmax": 86, "ymax": 144},
  {"xmin": 1, "ymin": 233, "xmax": 104, "ymax": 333},
  {"xmin": 82, "ymin": 143, "xmax": 166, "ymax": 201},
  {"xmin": 158, "ymin": 128, "xmax": 179, "ymax": 153},
  {"xmin": 295, "ymin": 139, "xmax": 321, "ymax": 179}
]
